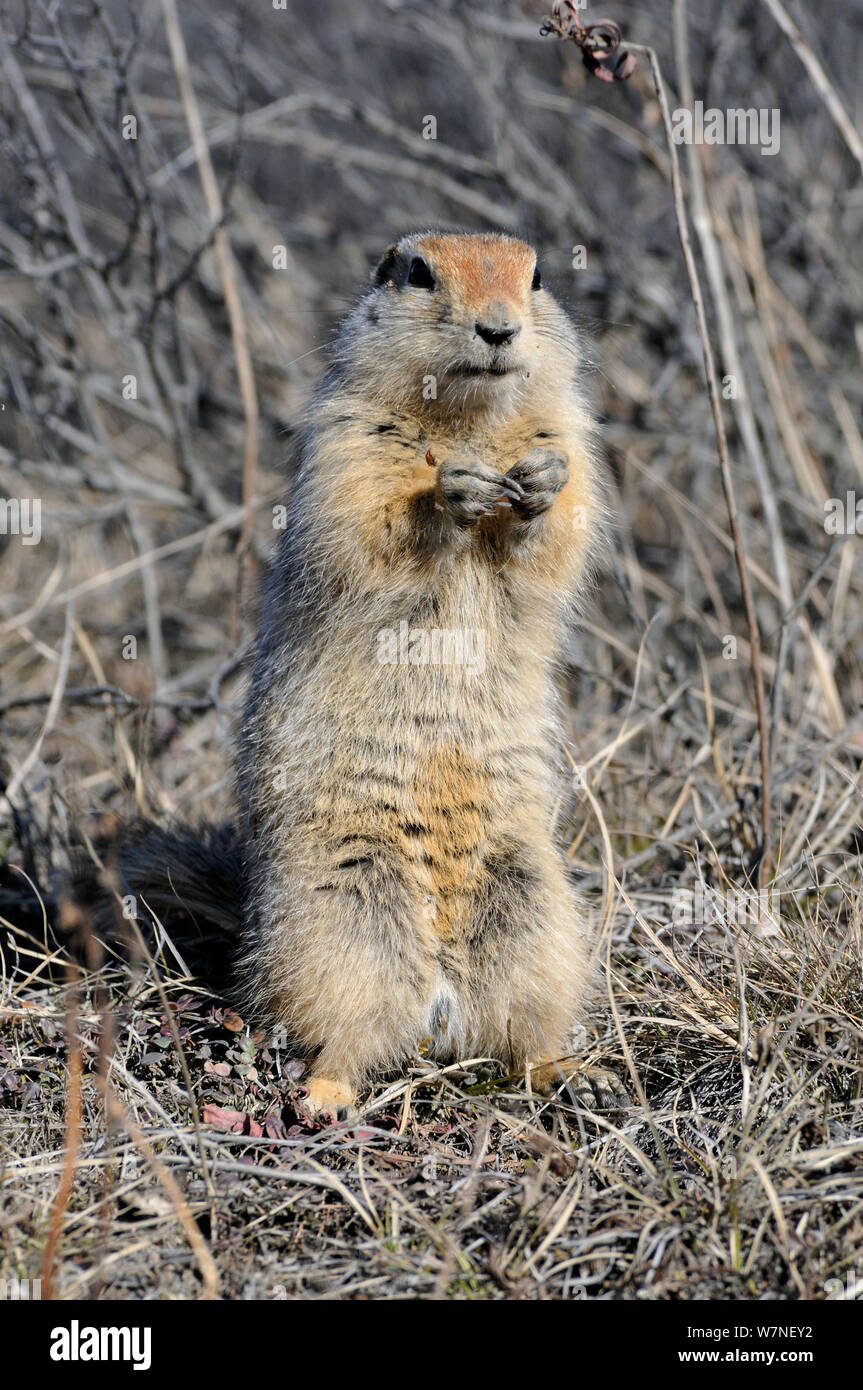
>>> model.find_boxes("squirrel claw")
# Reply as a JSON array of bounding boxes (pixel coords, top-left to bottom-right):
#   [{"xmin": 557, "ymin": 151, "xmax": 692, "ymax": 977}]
[
  {"xmin": 438, "ymin": 452, "xmax": 523, "ymax": 526},
  {"xmin": 506, "ymin": 446, "xmax": 570, "ymax": 518}
]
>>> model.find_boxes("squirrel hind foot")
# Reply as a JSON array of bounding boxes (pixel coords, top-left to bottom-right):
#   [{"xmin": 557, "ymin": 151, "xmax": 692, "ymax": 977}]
[
  {"xmin": 527, "ymin": 1060, "xmax": 629, "ymax": 1111},
  {"xmin": 298, "ymin": 1075, "xmax": 358, "ymax": 1124}
]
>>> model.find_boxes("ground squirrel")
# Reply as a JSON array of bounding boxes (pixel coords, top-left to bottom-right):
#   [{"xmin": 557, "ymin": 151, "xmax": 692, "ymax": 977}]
[{"xmin": 237, "ymin": 230, "xmax": 602, "ymax": 1119}]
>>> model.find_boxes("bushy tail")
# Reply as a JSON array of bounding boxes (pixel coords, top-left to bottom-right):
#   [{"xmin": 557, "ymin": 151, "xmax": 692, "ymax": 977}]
[{"xmin": 67, "ymin": 818, "xmax": 246, "ymax": 990}]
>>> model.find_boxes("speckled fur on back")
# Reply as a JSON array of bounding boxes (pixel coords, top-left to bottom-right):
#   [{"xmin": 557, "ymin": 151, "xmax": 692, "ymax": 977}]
[{"xmin": 238, "ymin": 230, "xmax": 603, "ymax": 1117}]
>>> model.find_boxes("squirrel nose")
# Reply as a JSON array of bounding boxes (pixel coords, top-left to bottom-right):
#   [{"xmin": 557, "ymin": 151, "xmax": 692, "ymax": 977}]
[{"xmin": 475, "ymin": 318, "xmax": 520, "ymax": 347}]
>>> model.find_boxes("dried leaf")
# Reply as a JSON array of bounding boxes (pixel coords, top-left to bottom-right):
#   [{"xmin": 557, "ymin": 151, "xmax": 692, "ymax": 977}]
[{"xmin": 202, "ymin": 1103, "xmax": 263, "ymax": 1137}]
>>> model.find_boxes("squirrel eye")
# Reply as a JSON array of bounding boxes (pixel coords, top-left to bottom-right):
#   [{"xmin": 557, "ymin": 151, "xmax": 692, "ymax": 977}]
[
  {"xmin": 408, "ymin": 257, "xmax": 435, "ymax": 290},
  {"xmin": 531, "ymin": 266, "xmax": 542, "ymax": 291}
]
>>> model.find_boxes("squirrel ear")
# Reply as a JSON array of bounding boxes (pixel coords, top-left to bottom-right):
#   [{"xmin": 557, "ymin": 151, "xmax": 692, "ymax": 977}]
[{"xmin": 372, "ymin": 244, "xmax": 400, "ymax": 286}]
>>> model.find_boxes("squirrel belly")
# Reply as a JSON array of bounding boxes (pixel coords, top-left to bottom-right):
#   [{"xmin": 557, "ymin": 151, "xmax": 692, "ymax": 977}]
[{"xmin": 236, "ymin": 230, "xmax": 604, "ymax": 1118}]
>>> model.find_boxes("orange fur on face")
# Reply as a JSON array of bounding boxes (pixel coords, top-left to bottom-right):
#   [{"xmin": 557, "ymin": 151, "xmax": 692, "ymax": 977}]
[{"xmin": 414, "ymin": 233, "xmax": 535, "ymax": 316}]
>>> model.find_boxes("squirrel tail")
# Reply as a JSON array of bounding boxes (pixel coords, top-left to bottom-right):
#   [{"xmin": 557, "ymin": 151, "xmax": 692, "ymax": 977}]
[{"xmin": 66, "ymin": 818, "xmax": 246, "ymax": 991}]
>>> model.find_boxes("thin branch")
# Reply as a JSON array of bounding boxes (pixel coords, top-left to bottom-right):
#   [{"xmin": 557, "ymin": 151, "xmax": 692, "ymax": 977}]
[
  {"xmin": 672, "ymin": 0, "xmax": 791, "ymax": 837},
  {"xmin": 0, "ymin": 685, "xmax": 213, "ymax": 715},
  {"xmin": 40, "ymin": 972, "xmax": 83, "ymax": 1300},
  {"xmin": 0, "ymin": 504, "xmax": 247, "ymax": 639},
  {"xmin": 759, "ymin": 0, "xmax": 863, "ymax": 174},
  {"xmin": 4, "ymin": 602, "xmax": 74, "ymax": 804},
  {"xmin": 159, "ymin": 0, "xmax": 260, "ymax": 561},
  {"xmin": 627, "ymin": 41, "xmax": 774, "ymax": 887}
]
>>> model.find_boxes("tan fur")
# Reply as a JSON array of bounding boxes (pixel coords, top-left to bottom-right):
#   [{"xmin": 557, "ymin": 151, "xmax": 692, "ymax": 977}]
[{"xmin": 237, "ymin": 231, "xmax": 603, "ymax": 1118}]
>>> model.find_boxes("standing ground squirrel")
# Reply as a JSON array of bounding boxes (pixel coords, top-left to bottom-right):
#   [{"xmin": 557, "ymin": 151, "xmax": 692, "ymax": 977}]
[{"xmin": 237, "ymin": 230, "xmax": 603, "ymax": 1119}]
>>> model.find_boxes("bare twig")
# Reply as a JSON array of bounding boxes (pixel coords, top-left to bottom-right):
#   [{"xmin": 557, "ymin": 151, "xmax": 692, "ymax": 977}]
[
  {"xmin": 0, "ymin": 685, "xmax": 213, "ymax": 715},
  {"xmin": 40, "ymin": 972, "xmax": 83, "ymax": 1299},
  {"xmin": 759, "ymin": 0, "xmax": 863, "ymax": 174},
  {"xmin": 0, "ymin": 504, "xmax": 247, "ymax": 638},
  {"xmin": 672, "ymin": 0, "xmax": 793, "ymax": 854},
  {"xmin": 4, "ymin": 603, "xmax": 74, "ymax": 805},
  {"xmin": 634, "ymin": 42, "xmax": 773, "ymax": 885},
  {"xmin": 672, "ymin": 0, "xmax": 793, "ymax": 616},
  {"xmin": 540, "ymin": 15, "xmax": 774, "ymax": 883},
  {"xmin": 159, "ymin": 0, "xmax": 260, "ymax": 564},
  {"xmin": 99, "ymin": 1080, "xmax": 220, "ymax": 1299}
]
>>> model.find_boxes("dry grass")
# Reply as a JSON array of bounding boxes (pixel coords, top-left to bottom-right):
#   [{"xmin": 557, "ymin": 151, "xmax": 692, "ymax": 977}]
[
  {"xmin": 1, "ymin": 0, "xmax": 862, "ymax": 1300},
  {"xmin": 2, "ymin": 889, "xmax": 861, "ymax": 1299}
]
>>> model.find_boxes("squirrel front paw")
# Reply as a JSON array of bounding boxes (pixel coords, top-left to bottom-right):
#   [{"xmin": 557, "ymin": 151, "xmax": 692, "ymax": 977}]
[
  {"xmin": 438, "ymin": 452, "xmax": 525, "ymax": 528},
  {"xmin": 505, "ymin": 447, "xmax": 569, "ymax": 519}
]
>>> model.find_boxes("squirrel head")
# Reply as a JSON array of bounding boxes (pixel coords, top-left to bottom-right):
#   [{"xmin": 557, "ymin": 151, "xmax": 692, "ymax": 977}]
[{"xmin": 337, "ymin": 230, "xmax": 581, "ymax": 424}]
